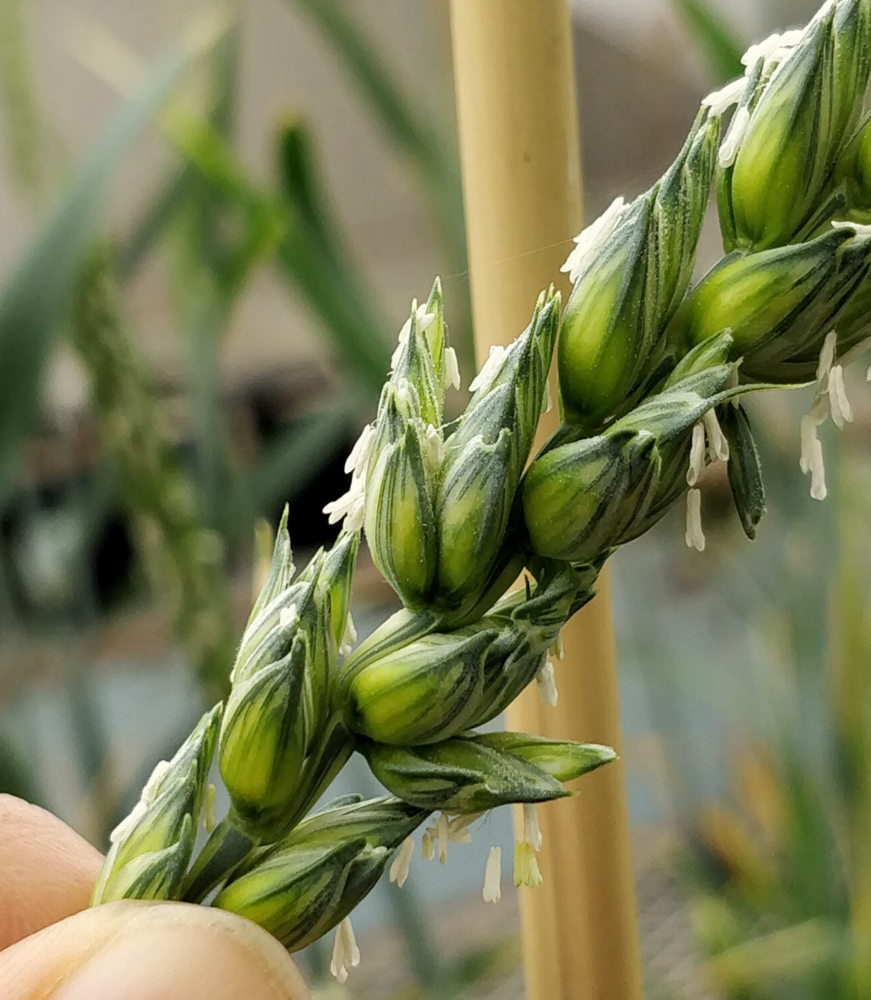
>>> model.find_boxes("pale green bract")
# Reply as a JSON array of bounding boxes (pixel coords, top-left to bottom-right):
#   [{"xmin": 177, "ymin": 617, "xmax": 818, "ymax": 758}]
[{"xmin": 91, "ymin": 0, "xmax": 871, "ymax": 982}]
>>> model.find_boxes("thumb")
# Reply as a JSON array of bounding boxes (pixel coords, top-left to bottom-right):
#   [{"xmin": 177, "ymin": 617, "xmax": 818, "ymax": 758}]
[{"xmin": 0, "ymin": 899, "xmax": 310, "ymax": 1000}]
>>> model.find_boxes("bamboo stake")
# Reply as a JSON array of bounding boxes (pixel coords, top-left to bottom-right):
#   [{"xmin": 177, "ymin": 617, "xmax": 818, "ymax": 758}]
[{"xmin": 450, "ymin": 4, "xmax": 644, "ymax": 998}]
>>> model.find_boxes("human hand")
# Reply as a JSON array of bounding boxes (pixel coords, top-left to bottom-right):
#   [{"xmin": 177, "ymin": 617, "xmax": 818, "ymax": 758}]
[{"xmin": 0, "ymin": 795, "xmax": 309, "ymax": 1000}]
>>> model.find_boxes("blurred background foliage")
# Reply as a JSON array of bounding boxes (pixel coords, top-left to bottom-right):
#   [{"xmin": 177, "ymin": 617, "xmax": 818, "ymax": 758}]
[{"xmin": 0, "ymin": 1, "xmax": 867, "ymax": 998}]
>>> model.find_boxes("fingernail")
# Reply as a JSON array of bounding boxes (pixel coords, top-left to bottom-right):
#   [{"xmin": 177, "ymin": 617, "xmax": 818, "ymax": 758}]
[{"xmin": 53, "ymin": 904, "xmax": 308, "ymax": 1000}]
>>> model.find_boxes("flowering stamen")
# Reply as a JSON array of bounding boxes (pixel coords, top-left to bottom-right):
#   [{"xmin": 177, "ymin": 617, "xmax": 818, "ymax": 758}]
[
  {"xmin": 469, "ymin": 345, "xmax": 509, "ymax": 395},
  {"xmin": 742, "ymin": 29, "xmax": 803, "ymax": 71},
  {"xmin": 421, "ymin": 828, "xmax": 435, "ymax": 861},
  {"xmin": 799, "ymin": 411, "xmax": 828, "ymax": 501},
  {"xmin": 702, "ymin": 78, "xmax": 746, "ymax": 116},
  {"xmin": 278, "ymin": 603, "xmax": 298, "ymax": 629},
  {"xmin": 437, "ymin": 812, "xmax": 450, "ymax": 863},
  {"xmin": 561, "ymin": 197, "xmax": 628, "ymax": 284},
  {"xmin": 483, "ymin": 846, "xmax": 502, "ymax": 903},
  {"xmin": 345, "ymin": 423, "xmax": 374, "ymax": 476},
  {"xmin": 389, "ymin": 836, "xmax": 414, "ymax": 888},
  {"xmin": 828, "ymin": 365, "xmax": 853, "ymax": 430},
  {"xmin": 703, "ymin": 410, "xmax": 730, "ymax": 463},
  {"xmin": 833, "ymin": 220, "xmax": 871, "ymax": 240},
  {"xmin": 323, "ymin": 472, "xmax": 366, "ymax": 533},
  {"xmin": 523, "ymin": 804, "xmax": 543, "ymax": 851},
  {"xmin": 536, "ymin": 657, "xmax": 559, "ymax": 707},
  {"xmin": 799, "ymin": 334, "xmax": 848, "ymax": 500},
  {"xmin": 719, "ymin": 106, "xmax": 750, "ymax": 168},
  {"xmin": 817, "ymin": 330, "xmax": 837, "ymax": 390},
  {"xmin": 687, "ymin": 422, "xmax": 706, "ymax": 486},
  {"xmin": 447, "ymin": 812, "xmax": 480, "ymax": 841},
  {"xmin": 330, "ymin": 917, "xmax": 361, "ymax": 984},
  {"xmin": 445, "ymin": 346, "xmax": 461, "ymax": 391},
  {"xmin": 423, "ymin": 423, "xmax": 447, "ymax": 474},
  {"xmin": 203, "ymin": 782, "xmax": 217, "ymax": 833},
  {"xmin": 685, "ymin": 489, "xmax": 706, "ymax": 552},
  {"xmin": 339, "ymin": 612, "xmax": 358, "ymax": 658},
  {"xmin": 390, "ymin": 302, "xmax": 436, "ymax": 371},
  {"xmin": 543, "ymin": 379, "xmax": 554, "ymax": 414},
  {"xmin": 514, "ymin": 842, "xmax": 543, "ymax": 888}
]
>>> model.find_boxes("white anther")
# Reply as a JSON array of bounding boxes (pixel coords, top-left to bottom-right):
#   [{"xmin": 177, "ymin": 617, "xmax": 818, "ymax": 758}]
[
  {"xmin": 483, "ymin": 846, "xmax": 502, "ymax": 903},
  {"xmin": 323, "ymin": 472, "xmax": 366, "ymax": 533},
  {"xmin": 108, "ymin": 799, "xmax": 148, "ymax": 845},
  {"xmin": 687, "ymin": 422, "xmax": 707, "ymax": 486},
  {"xmin": 514, "ymin": 842, "xmax": 543, "ymax": 888},
  {"xmin": 345, "ymin": 423, "xmax": 375, "ymax": 476},
  {"xmin": 522, "ymin": 804, "xmax": 543, "ymax": 852},
  {"xmin": 421, "ymin": 828, "xmax": 435, "ymax": 860},
  {"xmin": 330, "ymin": 917, "xmax": 360, "ymax": 984},
  {"xmin": 389, "ymin": 836, "xmax": 414, "ymax": 888},
  {"xmin": 741, "ymin": 29, "xmax": 803, "ymax": 70},
  {"xmin": 833, "ymin": 220, "xmax": 871, "ymax": 240},
  {"xmin": 536, "ymin": 658, "xmax": 559, "ymax": 707},
  {"xmin": 339, "ymin": 612, "xmax": 358, "ymax": 657},
  {"xmin": 828, "ymin": 365, "xmax": 853, "ymax": 430},
  {"xmin": 703, "ymin": 410, "xmax": 730, "ymax": 463},
  {"xmin": 561, "ymin": 197, "xmax": 628, "ymax": 284},
  {"xmin": 279, "ymin": 603, "xmax": 298, "ymax": 629},
  {"xmin": 444, "ymin": 346, "xmax": 461, "ymax": 391},
  {"xmin": 543, "ymin": 378, "xmax": 554, "ymax": 414},
  {"xmin": 142, "ymin": 760, "xmax": 171, "ymax": 804},
  {"xmin": 203, "ymin": 783, "xmax": 217, "ymax": 833},
  {"xmin": 816, "ymin": 330, "xmax": 837, "ymax": 391},
  {"xmin": 469, "ymin": 345, "xmax": 508, "ymax": 395},
  {"xmin": 685, "ymin": 489, "xmax": 706, "ymax": 552},
  {"xmin": 702, "ymin": 78, "xmax": 746, "ymax": 116},
  {"xmin": 423, "ymin": 423, "xmax": 446, "ymax": 473},
  {"xmin": 719, "ymin": 105, "xmax": 750, "ymax": 168}
]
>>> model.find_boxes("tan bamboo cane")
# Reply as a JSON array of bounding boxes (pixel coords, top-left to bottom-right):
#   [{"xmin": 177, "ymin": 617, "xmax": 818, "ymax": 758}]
[{"xmin": 450, "ymin": 4, "xmax": 644, "ymax": 998}]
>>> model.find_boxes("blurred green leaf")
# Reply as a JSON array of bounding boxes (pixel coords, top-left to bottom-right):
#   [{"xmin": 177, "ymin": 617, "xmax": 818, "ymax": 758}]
[
  {"xmin": 672, "ymin": 0, "xmax": 745, "ymax": 84},
  {"xmin": 81, "ymin": 35, "xmax": 392, "ymax": 395},
  {"xmin": 277, "ymin": 117, "xmax": 345, "ymax": 271},
  {"xmin": 0, "ymin": 731, "xmax": 43, "ymax": 804},
  {"xmin": 286, "ymin": 0, "xmax": 466, "ymax": 264},
  {"xmin": 117, "ymin": 168, "xmax": 191, "ymax": 278},
  {"xmin": 0, "ymin": 0, "xmax": 47, "ymax": 201},
  {"xmin": 0, "ymin": 11, "xmax": 231, "ymax": 503},
  {"xmin": 287, "ymin": 0, "xmax": 443, "ymax": 176}
]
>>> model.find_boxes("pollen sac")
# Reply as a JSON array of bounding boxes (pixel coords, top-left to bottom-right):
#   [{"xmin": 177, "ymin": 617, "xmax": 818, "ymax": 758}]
[
  {"xmin": 344, "ymin": 627, "xmax": 499, "ymax": 745},
  {"xmin": 718, "ymin": 0, "xmax": 871, "ymax": 252},
  {"xmin": 667, "ymin": 227, "xmax": 871, "ymax": 382},
  {"xmin": 522, "ymin": 365, "xmax": 741, "ymax": 563},
  {"xmin": 213, "ymin": 797, "xmax": 425, "ymax": 951},
  {"xmin": 92, "ymin": 705, "xmax": 222, "ymax": 904},
  {"xmin": 434, "ymin": 289, "xmax": 559, "ymax": 611},
  {"xmin": 362, "ymin": 732, "xmax": 615, "ymax": 813},
  {"xmin": 558, "ymin": 110, "xmax": 719, "ymax": 431}
]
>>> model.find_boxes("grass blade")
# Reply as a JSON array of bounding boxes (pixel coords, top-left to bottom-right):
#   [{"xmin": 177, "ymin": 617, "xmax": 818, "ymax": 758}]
[
  {"xmin": 671, "ymin": 0, "xmax": 745, "ymax": 83},
  {"xmin": 0, "ymin": 10, "xmax": 232, "ymax": 501}
]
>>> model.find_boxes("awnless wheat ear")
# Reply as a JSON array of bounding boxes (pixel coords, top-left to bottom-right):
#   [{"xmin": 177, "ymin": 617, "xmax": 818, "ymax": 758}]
[{"xmin": 92, "ymin": 0, "xmax": 871, "ymax": 982}]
